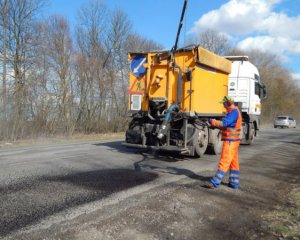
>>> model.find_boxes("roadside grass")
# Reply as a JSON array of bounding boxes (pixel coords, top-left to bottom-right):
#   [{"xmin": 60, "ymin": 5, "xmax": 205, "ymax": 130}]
[
  {"xmin": 0, "ymin": 132, "xmax": 125, "ymax": 149},
  {"xmin": 264, "ymin": 187, "xmax": 300, "ymax": 239}
]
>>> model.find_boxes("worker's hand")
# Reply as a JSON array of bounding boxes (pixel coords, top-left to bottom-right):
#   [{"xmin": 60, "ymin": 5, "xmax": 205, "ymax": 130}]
[
  {"xmin": 207, "ymin": 118, "xmax": 216, "ymax": 129},
  {"xmin": 206, "ymin": 118, "xmax": 212, "ymax": 128}
]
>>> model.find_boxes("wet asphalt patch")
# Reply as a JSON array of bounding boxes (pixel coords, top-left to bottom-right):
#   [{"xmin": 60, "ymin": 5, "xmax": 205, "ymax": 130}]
[{"xmin": 0, "ymin": 169, "xmax": 158, "ymax": 237}]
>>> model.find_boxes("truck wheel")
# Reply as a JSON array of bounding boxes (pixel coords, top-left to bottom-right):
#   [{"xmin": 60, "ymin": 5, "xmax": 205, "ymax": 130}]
[
  {"xmin": 194, "ymin": 126, "xmax": 209, "ymax": 158},
  {"xmin": 126, "ymin": 122, "xmax": 142, "ymax": 144},
  {"xmin": 212, "ymin": 129, "xmax": 223, "ymax": 155},
  {"xmin": 244, "ymin": 123, "xmax": 255, "ymax": 145},
  {"xmin": 206, "ymin": 128, "xmax": 223, "ymax": 155}
]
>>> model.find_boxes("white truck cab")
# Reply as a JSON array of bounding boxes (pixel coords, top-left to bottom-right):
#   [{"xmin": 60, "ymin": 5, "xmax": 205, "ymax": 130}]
[{"xmin": 225, "ymin": 56, "xmax": 267, "ymax": 144}]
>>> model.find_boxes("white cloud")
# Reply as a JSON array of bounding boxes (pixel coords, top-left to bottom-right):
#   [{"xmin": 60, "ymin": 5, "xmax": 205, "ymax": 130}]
[
  {"xmin": 261, "ymin": 13, "xmax": 300, "ymax": 39},
  {"xmin": 291, "ymin": 73, "xmax": 300, "ymax": 81},
  {"xmin": 291, "ymin": 73, "xmax": 300, "ymax": 87},
  {"xmin": 238, "ymin": 36, "xmax": 300, "ymax": 55},
  {"xmin": 190, "ymin": 0, "xmax": 300, "ymax": 56},
  {"xmin": 191, "ymin": 0, "xmax": 280, "ymax": 35}
]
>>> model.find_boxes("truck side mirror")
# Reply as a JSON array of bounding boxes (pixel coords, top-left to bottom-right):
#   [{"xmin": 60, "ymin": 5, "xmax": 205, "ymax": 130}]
[{"xmin": 262, "ymin": 84, "xmax": 267, "ymax": 99}]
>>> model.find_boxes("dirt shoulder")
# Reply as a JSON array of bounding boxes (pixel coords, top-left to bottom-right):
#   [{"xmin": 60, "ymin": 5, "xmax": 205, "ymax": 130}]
[
  {"xmin": 9, "ymin": 130, "xmax": 299, "ymax": 240},
  {"xmin": 0, "ymin": 132, "xmax": 125, "ymax": 150}
]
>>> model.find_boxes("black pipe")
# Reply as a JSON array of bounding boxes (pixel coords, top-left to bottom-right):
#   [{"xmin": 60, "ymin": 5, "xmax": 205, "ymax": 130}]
[{"xmin": 172, "ymin": 0, "xmax": 188, "ymax": 52}]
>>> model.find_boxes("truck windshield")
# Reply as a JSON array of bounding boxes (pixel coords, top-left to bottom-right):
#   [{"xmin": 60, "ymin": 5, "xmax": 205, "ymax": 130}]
[{"xmin": 276, "ymin": 117, "xmax": 287, "ymax": 120}]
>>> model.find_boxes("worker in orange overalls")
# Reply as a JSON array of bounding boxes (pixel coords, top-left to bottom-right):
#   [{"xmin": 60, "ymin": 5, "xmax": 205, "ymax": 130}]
[{"xmin": 207, "ymin": 96, "xmax": 242, "ymax": 189}]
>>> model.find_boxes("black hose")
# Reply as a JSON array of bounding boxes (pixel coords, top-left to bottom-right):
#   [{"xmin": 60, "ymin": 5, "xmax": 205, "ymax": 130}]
[{"xmin": 172, "ymin": 0, "xmax": 188, "ymax": 52}]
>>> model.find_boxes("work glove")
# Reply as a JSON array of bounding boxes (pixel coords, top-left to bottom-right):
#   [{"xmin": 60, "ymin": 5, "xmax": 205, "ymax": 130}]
[{"xmin": 208, "ymin": 118, "xmax": 215, "ymax": 129}]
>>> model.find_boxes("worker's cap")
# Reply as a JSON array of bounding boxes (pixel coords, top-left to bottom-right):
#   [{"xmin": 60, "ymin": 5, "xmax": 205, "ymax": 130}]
[{"xmin": 219, "ymin": 96, "xmax": 234, "ymax": 104}]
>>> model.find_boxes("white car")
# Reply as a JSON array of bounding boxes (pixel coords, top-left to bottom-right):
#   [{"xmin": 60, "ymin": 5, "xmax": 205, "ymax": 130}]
[{"xmin": 274, "ymin": 116, "xmax": 296, "ymax": 128}]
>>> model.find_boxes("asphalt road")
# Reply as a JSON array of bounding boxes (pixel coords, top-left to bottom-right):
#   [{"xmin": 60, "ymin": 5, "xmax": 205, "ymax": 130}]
[{"xmin": 0, "ymin": 128, "xmax": 299, "ymax": 239}]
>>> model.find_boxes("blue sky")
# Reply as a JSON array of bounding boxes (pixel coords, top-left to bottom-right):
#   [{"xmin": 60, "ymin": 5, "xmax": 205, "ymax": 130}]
[{"xmin": 47, "ymin": 0, "xmax": 300, "ymax": 83}]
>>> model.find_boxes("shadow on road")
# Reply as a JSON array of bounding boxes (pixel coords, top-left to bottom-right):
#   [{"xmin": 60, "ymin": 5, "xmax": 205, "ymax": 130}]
[
  {"xmin": 133, "ymin": 151, "xmax": 211, "ymax": 183},
  {"xmin": 94, "ymin": 141, "xmax": 212, "ymax": 183},
  {"xmin": 94, "ymin": 141, "xmax": 215, "ymax": 191},
  {"xmin": 281, "ymin": 141, "xmax": 300, "ymax": 145},
  {"xmin": 94, "ymin": 140, "xmax": 191, "ymax": 161},
  {"xmin": 94, "ymin": 141, "xmax": 142, "ymax": 154}
]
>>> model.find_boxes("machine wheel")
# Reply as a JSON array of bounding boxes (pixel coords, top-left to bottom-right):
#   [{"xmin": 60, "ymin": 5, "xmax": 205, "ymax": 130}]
[
  {"xmin": 194, "ymin": 126, "xmax": 209, "ymax": 158},
  {"xmin": 206, "ymin": 128, "xmax": 223, "ymax": 155},
  {"xmin": 125, "ymin": 121, "xmax": 142, "ymax": 144},
  {"xmin": 212, "ymin": 129, "xmax": 223, "ymax": 155},
  {"xmin": 244, "ymin": 123, "xmax": 255, "ymax": 145}
]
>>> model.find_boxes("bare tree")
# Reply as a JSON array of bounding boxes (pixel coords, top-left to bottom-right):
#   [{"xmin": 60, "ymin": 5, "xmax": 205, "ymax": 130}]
[
  {"xmin": 4, "ymin": 0, "xmax": 45, "ymax": 140},
  {"xmin": 126, "ymin": 33, "xmax": 163, "ymax": 52},
  {"xmin": 74, "ymin": 2, "xmax": 164, "ymax": 133},
  {"xmin": 75, "ymin": 0, "xmax": 108, "ymax": 132},
  {"xmin": 0, "ymin": 0, "xmax": 10, "ymax": 138},
  {"xmin": 189, "ymin": 29, "xmax": 231, "ymax": 55},
  {"xmin": 105, "ymin": 8, "xmax": 132, "ymax": 131},
  {"xmin": 27, "ymin": 20, "xmax": 54, "ymax": 136},
  {"xmin": 43, "ymin": 15, "xmax": 74, "ymax": 135}
]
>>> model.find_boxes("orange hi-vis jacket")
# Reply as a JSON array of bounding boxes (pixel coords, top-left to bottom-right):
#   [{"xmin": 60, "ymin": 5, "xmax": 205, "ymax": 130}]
[{"xmin": 211, "ymin": 106, "xmax": 242, "ymax": 141}]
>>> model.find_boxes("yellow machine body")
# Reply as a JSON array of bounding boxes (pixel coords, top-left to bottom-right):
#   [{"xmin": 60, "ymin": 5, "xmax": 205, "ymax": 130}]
[{"xmin": 128, "ymin": 46, "xmax": 232, "ymax": 116}]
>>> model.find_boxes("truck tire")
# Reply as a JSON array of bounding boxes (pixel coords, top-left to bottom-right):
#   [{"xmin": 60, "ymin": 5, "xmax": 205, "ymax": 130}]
[
  {"xmin": 244, "ymin": 123, "xmax": 255, "ymax": 145},
  {"xmin": 207, "ymin": 129, "xmax": 223, "ymax": 155},
  {"xmin": 194, "ymin": 126, "xmax": 209, "ymax": 158},
  {"xmin": 126, "ymin": 121, "xmax": 142, "ymax": 144}
]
